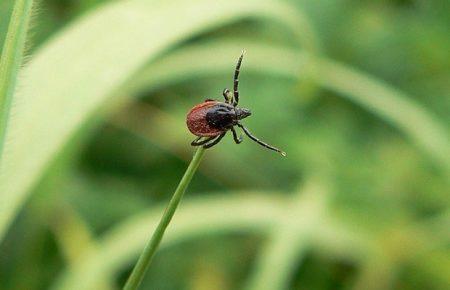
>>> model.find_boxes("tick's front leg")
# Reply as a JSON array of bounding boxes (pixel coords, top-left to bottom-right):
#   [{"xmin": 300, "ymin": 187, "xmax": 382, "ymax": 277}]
[
  {"xmin": 231, "ymin": 127, "xmax": 243, "ymax": 144},
  {"xmin": 191, "ymin": 136, "xmax": 215, "ymax": 146},
  {"xmin": 203, "ymin": 132, "xmax": 226, "ymax": 148}
]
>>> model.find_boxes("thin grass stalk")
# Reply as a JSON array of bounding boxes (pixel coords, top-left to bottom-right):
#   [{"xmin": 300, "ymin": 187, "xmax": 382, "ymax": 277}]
[
  {"xmin": 0, "ymin": 0, "xmax": 34, "ymax": 162},
  {"xmin": 123, "ymin": 147, "xmax": 206, "ymax": 290}
]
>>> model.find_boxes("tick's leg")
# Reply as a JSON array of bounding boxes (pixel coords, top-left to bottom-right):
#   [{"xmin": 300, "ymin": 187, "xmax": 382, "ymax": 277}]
[
  {"xmin": 237, "ymin": 123, "xmax": 286, "ymax": 156},
  {"xmin": 203, "ymin": 132, "xmax": 226, "ymax": 149},
  {"xmin": 233, "ymin": 50, "xmax": 245, "ymax": 107},
  {"xmin": 191, "ymin": 136, "xmax": 215, "ymax": 146},
  {"xmin": 231, "ymin": 127, "xmax": 243, "ymax": 144},
  {"xmin": 222, "ymin": 88, "xmax": 233, "ymax": 104}
]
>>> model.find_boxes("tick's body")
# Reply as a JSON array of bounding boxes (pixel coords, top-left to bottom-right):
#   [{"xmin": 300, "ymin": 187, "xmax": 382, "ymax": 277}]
[
  {"xmin": 186, "ymin": 51, "xmax": 285, "ymax": 156},
  {"xmin": 187, "ymin": 101, "xmax": 251, "ymax": 136},
  {"xmin": 187, "ymin": 101, "xmax": 223, "ymax": 137}
]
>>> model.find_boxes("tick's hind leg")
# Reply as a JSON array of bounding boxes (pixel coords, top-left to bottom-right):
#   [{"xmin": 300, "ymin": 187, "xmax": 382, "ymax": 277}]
[
  {"xmin": 191, "ymin": 136, "xmax": 215, "ymax": 146},
  {"xmin": 231, "ymin": 127, "xmax": 243, "ymax": 144},
  {"xmin": 237, "ymin": 123, "xmax": 286, "ymax": 156},
  {"xmin": 203, "ymin": 132, "xmax": 226, "ymax": 148}
]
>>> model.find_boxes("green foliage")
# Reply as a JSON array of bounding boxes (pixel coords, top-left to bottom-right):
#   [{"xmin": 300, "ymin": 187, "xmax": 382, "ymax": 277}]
[
  {"xmin": 0, "ymin": 0, "xmax": 448, "ymax": 290},
  {"xmin": 0, "ymin": 0, "xmax": 307, "ymax": 242},
  {"xmin": 0, "ymin": 0, "xmax": 33, "ymax": 160}
]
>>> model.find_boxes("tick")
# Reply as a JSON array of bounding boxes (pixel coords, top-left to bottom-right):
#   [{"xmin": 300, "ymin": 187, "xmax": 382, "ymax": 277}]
[{"xmin": 186, "ymin": 51, "xmax": 286, "ymax": 156}]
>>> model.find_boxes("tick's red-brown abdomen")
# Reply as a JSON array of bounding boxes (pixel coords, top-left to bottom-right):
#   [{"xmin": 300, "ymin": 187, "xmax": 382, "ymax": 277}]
[{"xmin": 186, "ymin": 101, "xmax": 224, "ymax": 137}]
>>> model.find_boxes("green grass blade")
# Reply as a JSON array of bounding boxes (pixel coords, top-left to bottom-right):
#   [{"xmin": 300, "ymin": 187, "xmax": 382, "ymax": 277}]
[
  {"xmin": 128, "ymin": 41, "xmax": 306, "ymax": 95},
  {"xmin": 0, "ymin": 0, "xmax": 310, "ymax": 242},
  {"xmin": 316, "ymin": 58, "xmax": 450, "ymax": 173},
  {"xmin": 0, "ymin": 0, "xmax": 33, "ymax": 161},
  {"xmin": 124, "ymin": 147, "xmax": 205, "ymax": 290}
]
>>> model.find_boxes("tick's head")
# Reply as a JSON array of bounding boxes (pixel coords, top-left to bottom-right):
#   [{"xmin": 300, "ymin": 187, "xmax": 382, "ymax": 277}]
[{"xmin": 235, "ymin": 107, "xmax": 252, "ymax": 120}]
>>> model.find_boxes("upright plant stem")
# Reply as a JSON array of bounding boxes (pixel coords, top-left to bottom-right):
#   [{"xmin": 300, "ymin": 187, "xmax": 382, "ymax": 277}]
[
  {"xmin": 0, "ymin": 0, "xmax": 34, "ymax": 162},
  {"xmin": 123, "ymin": 147, "xmax": 206, "ymax": 290}
]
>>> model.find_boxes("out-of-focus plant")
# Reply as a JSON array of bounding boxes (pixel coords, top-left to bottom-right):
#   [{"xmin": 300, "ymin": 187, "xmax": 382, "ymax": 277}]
[
  {"xmin": 0, "ymin": 0, "xmax": 33, "ymax": 161},
  {"xmin": 0, "ymin": 0, "xmax": 449, "ymax": 289},
  {"xmin": 0, "ymin": 0, "xmax": 312, "ymax": 244}
]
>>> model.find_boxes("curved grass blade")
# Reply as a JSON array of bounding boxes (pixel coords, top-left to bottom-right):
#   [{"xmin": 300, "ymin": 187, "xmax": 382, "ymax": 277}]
[
  {"xmin": 0, "ymin": 0, "xmax": 312, "ymax": 242},
  {"xmin": 0, "ymin": 0, "xmax": 34, "ymax": 161},
  {"xmin": 316, "ymin": 58, "xmax": 450, "ymax": 174}
]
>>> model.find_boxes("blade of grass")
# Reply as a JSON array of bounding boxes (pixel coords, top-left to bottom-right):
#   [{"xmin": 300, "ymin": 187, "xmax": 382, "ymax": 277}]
[
  {"xmin": 128, "ymin": 41, "xmax": 305, "ymax": 95},
  {"xmin": 123, "ymin": 146, "xmax": 205, "ymax": 290},
  {"xmin": 0, "ymin": 0, "xmax": 312, "ymax": 242},
  {"xmin": 0, "ymin": 0, "xmax": 34, "ymax": 162},
  {"xmin": 315, "ymin": 57, "xmax": 450, "ymax": 174}
]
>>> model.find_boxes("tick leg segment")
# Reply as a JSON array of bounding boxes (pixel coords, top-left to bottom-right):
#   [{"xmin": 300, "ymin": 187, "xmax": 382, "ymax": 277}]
[
  {"xmin": 231, "ymin": 127, "xmax": 243, "ymax": 144},
  {"xmin": 191, "ymin": 136, "xmax": 216, "ymax": 146},
  {"xmin": 233, "ymin": 50, "xmax": 245, "ymax": 107},
  {"xmin": 222, "ymin": 88, "xmax": 233, "ymax": 104},
  {"xmin": 237, "ymin": 123, "xmax": 286, "ymax": 156},
  {"xmin": 203, "ymin": 132, "xmax": 226, "ymax": 148}
]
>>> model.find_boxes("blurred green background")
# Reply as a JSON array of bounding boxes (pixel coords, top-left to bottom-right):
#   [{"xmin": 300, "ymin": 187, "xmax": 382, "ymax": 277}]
[{"xmin": 0, "ymin": 0, "xmax": 449, "ymax": 289}]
